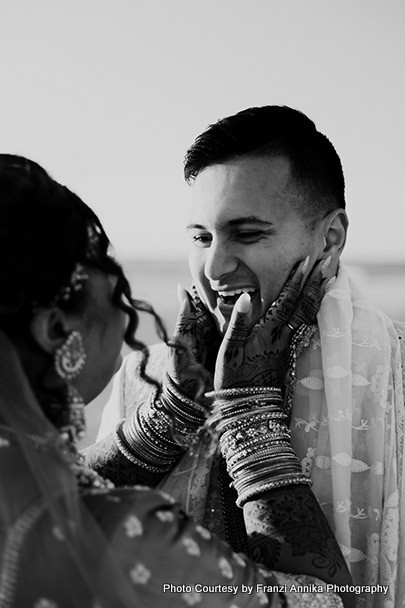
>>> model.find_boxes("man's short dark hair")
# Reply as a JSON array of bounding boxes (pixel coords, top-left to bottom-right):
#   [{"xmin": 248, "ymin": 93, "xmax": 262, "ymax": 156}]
[{"xmin": 184, "ymin": 106, "xmax": 345, "ymax": 223}]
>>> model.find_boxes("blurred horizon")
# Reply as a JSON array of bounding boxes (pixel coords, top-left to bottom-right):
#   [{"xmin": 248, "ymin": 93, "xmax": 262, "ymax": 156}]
[{"xmin": 122, "ymin": 258, "xmax": 405, "ymax": 343}]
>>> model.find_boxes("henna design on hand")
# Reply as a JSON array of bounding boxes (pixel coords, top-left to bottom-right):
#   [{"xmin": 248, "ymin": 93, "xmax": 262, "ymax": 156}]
[
  {"xmin": 215, "ymin": 262, "xmax": 305, "ymax": 390},
  {"xmin": 168, "ymin": 286, "xmax": 219, "ymax": 400},
  {"xmin": 214, "ymin": 257, "xmax": 331, "ymax": 391},
  {"xmin": 288, "ymin": 257, "xmax": 332, "ymax": 330},
  {"xmin": 221, "ymin": 350, "xmax": 289, "ymax": 389},
  {"xmin": 191, "ymin": 286, "xmax": 220, "ymax": 365}
]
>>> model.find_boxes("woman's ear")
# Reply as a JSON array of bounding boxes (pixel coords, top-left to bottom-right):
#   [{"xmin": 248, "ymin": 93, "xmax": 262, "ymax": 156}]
[
  {"xmin": 30, "ymin": 308, "xmax": 72, "ymax": 354},
  {"xmin": 321, "ymin": 209, "xmax": 349, "ymax": 256}
]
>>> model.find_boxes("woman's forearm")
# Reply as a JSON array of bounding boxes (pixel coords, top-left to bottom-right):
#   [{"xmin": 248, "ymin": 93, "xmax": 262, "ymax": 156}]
[
  {"xmin": 243, "ymin": 486, "xmax": 355, "ymax": 608},
  {"xmin": 84, "ymin": 432, "xmax": 168, "ymax": 487}
]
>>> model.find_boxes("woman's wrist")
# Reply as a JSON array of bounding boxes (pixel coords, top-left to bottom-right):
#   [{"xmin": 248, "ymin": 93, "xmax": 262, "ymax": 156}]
[
  {"xmin": 207, "ymin": 388, "xmax": 311, "ymax": 506},
  {"xmin": 116, "ymin": 375, "xmax": 209, "ymax": 473}
]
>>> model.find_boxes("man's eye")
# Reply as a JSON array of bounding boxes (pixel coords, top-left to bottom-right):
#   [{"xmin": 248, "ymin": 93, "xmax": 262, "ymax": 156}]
[
  {"xmin": 192, "ymin": 234, "xmax": 212, "ymax": 247},
  {"xmin": 236, "ymin": 231, "xmax": 263, "ymax": 242}
]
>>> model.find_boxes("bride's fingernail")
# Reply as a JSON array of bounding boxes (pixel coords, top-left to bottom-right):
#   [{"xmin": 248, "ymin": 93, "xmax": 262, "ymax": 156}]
[
  {"xmin": 236, "ymin": 292, "xmax": 251, "ymax": 313},
  {"xmin": 302, "ymin": 256, "xmax": 310, "ymax": 274},
  {"xmin": 326, "ymin": 276, "xmax": 336, "ymax": 288},
  {"xmin": 321, "ymin": 256, "xmax": 332, "ymax": 273}
]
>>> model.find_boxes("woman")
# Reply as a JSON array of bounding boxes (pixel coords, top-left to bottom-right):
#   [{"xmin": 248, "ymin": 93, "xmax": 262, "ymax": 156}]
[{"xmin": 0, "ymin": 155, "xmax": 352, "ymax": 607}]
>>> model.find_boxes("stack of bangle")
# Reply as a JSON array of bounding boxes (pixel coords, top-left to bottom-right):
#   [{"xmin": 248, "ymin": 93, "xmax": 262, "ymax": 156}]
[
  {"xmin": 206, "ymin": 387, "xmax": 311, "ymax": 507},
  {"xmin": 115, "ymin": 373, "xmax": 209, "ymax": 473}
]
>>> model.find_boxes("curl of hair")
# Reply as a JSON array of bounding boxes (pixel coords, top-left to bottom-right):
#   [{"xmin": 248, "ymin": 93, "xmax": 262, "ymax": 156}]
[
  {"xmin": 0, "ymin": 154, "xmax": 171, "ymax": 395},
  {"xmin": 112, "ymin": 274, "xmax": 176, "ymax": 395}
]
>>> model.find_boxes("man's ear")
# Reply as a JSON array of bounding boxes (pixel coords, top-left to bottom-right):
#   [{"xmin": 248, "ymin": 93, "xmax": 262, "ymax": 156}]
[
  {"xmin": 30, "ymin": 308, "xmax": 72, "ymax": 354},
  {"xmin": 321, "ymin": 209, "xmax": 349, "ymax": 256}
]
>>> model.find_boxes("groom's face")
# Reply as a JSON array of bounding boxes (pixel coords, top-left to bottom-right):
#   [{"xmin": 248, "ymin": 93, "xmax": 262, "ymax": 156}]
[{"xmin": 187, "ymin": 155, "xmax": 326, "ymax": 334}]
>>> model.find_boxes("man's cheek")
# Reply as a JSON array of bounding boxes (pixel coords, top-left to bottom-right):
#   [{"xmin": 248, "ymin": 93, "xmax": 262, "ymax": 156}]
[
  {"xmin": 260, "ymin": 277, "xmax": 286, "ymax": 310},
  {"xmin": 194, "ymin": 280, "xmax": 213, "ymax": 311},
  {"xmin": 188, "ymin": 255, "xmax": 200, "ymax": 282}
]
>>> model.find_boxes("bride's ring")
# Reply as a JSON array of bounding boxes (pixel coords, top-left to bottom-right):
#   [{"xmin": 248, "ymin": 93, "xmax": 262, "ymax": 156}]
[{"xmin": 287, "ymin": 322, "xmax": 295, "ymax": 331}]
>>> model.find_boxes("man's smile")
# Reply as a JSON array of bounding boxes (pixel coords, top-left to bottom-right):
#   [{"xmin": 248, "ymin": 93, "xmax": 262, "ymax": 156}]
[
  {"xmin": 214, "ymin": 286, "xmax": 258, "ymax": 306},
  {"xmin": 207, "ymin": 285, "xmax": 263, "ymax": 331}
]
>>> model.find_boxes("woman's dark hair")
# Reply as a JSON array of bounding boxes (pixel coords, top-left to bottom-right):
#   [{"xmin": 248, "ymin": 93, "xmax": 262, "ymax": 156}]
[{"xmin": 0, "ymin": 154, "xmax": 168, "ymax": 391}]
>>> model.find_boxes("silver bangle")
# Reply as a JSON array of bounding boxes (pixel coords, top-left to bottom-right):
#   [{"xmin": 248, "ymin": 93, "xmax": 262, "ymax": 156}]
[{"xmin": 206, "ymin": 386, "xmax": 282, "ymax": 399}]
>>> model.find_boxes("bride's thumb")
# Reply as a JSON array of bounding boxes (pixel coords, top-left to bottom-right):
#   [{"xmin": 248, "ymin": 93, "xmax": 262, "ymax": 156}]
[{"xmin": 223, "ymin": 293, "xmax": 252, "ymax": 342}]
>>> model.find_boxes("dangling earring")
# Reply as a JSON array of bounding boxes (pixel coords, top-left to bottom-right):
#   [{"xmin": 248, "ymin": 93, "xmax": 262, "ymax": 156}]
[{"xmin": 54, "ymin": 331, "xmax": 87, "ymax": 443}]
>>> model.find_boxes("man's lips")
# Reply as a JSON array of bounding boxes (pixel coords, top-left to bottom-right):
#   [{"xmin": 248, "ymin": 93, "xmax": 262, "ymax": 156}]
[
  {"xmin": 214, "ymin": 287, "xmax": 258, "ymax": 306},
  {"xmin": 214, "ymin": 289, "xmax": 260, "ymax": 318}
]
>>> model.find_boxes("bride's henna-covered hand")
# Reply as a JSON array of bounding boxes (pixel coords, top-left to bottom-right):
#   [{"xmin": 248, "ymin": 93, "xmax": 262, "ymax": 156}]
[
  {"xmin": 214, "ymin": 257, "xmax": 331, "ymax": 391},
  {"xmin": 167, "ymin": 285, "xmax": 219, "ymax": 401}
]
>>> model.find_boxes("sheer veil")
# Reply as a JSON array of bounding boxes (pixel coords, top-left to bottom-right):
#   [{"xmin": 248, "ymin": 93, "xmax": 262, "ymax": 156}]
[{"xmin": 0, "ymin": 330, "xmax": 138, "ymax": 607}]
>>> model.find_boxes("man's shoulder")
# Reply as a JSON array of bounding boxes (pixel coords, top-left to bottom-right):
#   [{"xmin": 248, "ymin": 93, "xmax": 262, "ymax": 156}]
[
  {"xmin": 392, "ymin": 319, "xmax": 405, "ymax": 338},
  {"xmin": 392, "ymin": 319, "xmax": 405, "ymax": 361}
]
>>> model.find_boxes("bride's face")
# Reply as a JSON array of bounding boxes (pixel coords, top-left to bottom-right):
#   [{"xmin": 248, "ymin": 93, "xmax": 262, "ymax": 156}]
[{"xmin": 71, "ymin": 270, "xmax": 127, "ymax": 404}]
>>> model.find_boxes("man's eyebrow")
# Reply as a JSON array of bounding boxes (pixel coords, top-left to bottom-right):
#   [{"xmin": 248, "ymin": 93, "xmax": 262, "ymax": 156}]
[
  {"xmin": 186, "ymin": 217, "xmax": 274, "ymax": 230},
  {"xmin": 186, "ymin": 223, "xmax": 206, "ymax": 230},
  {"xmin": 227, "ymin": 216, "xmax": 274, "ymax": 227}
]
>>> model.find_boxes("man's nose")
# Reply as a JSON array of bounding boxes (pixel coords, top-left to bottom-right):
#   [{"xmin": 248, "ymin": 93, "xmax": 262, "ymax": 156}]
[{"xmin": 204, "ymin": 239, "xmax": 238, "ymax": 282}]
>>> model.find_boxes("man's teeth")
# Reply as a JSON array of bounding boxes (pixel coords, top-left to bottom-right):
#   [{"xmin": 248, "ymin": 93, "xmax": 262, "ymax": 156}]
[{"xmin": 217, "ymin": 289, "xmax": 256, "ymax": 305}]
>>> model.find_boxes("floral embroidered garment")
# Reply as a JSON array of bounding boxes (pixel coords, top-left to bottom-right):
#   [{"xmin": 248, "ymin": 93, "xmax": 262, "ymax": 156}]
[
  {"xmin": 0, "ymin": 331, "xmax": 343, "ymax": 608},
  {"xmin": 98, "ymin": 266, "xmax": 405, "ymax": 608}
]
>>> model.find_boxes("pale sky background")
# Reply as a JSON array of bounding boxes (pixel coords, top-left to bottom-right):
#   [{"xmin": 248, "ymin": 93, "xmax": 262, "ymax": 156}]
[{"xmin": 0, "ymin": 0, "xmax": 404, "ymax": 264}]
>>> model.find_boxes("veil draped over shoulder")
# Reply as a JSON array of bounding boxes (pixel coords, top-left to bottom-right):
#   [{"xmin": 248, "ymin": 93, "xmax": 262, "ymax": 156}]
[{"xmin": 0, "ymin": 330, "xmax": 137, "ymax": 607}]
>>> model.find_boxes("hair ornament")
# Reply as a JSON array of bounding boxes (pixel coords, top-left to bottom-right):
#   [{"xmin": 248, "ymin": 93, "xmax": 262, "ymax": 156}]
[
  {"xmin": 53, "ymin": 224, "xmax": 100, "ymax": 305},
  {"xmin": 55, "ymin": 263, "xmax": 89, "ymax": 304},
  {"xmin": 86, "ymin": 224, "xmax": 101, "ymax": 257}
]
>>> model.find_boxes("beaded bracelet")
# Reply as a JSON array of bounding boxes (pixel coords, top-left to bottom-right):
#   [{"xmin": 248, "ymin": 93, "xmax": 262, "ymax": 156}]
[
  {"xmin": 208, "ymin": 388, "xmax": 284, "ymax": 428},
  {"xmin": 206, "ymin": 386, "xmax": 282, "ymax": 399}
]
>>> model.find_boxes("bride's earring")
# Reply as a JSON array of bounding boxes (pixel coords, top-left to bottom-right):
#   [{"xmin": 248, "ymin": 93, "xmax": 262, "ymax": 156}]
[{"xmin": 54, "ymin": 331, "xmax": 87, "ymax": 442}]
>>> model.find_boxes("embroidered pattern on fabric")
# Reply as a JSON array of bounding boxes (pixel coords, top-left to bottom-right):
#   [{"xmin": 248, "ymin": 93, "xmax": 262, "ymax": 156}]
[
  {"xmin": 129, "ymin": 563, "xmax": 151, "ymax": 585},
  {"xmin": 289, "ymin": 270, "xmax": 405, "ymax": 608},
  {"xmin": 0, "ymin": 502, "xmax": 45, "ymax": 608},
  {"xmin": 274, "ymin": 572, "xmax": 343, "ymax": 607}
]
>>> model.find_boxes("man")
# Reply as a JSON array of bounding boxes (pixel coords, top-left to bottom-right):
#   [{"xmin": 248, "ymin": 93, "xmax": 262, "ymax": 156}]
[{"xmin": 94, "ymin": 106, "xmax": 405, "ymax": 607}]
